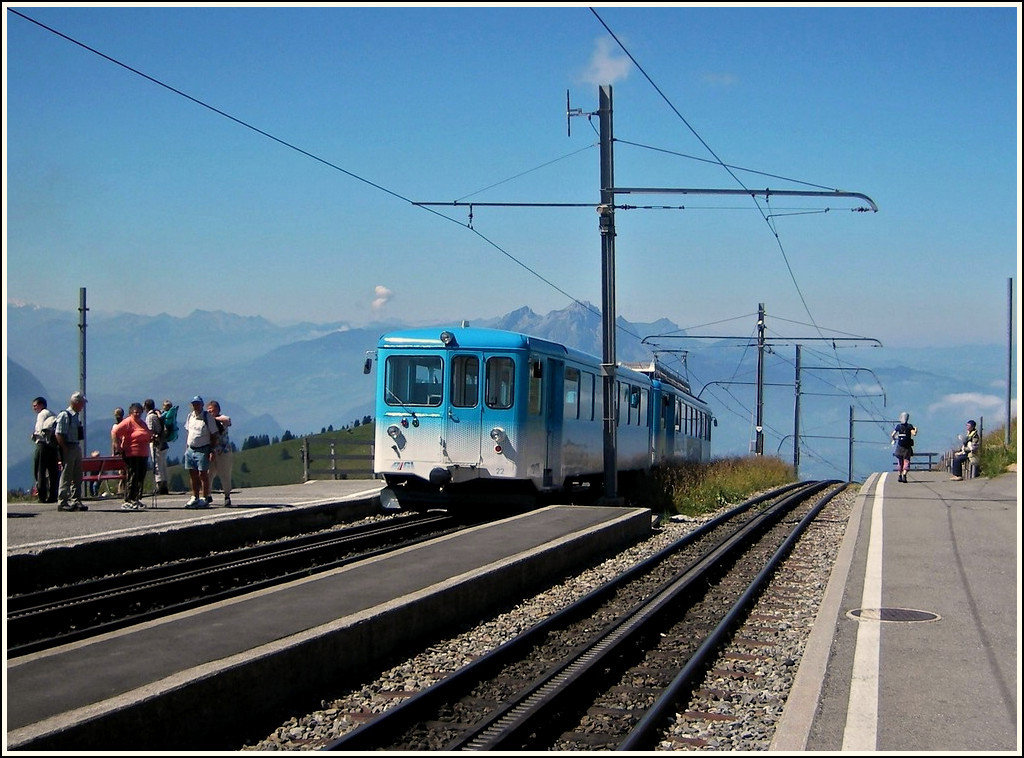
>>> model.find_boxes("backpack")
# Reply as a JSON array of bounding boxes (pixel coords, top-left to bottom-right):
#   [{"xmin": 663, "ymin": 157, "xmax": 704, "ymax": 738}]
[
  {"xmin": 894, "ymin": 422, "xmax": 914, "ymax": 448},
  {"xmin": 204, "ymin": 411, "xmax": 225, "ymax": 437},
  {"xmin": 161, "ymin": 405, "xmax": 180, "ymax": 443},
  {"xmin": 39, "ymin": 414, "xmax": 58, "ymax": 448}
]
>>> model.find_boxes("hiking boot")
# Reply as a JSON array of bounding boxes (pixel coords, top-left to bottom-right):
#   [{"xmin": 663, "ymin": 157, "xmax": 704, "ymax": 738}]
[
  {"xmin": 134, "ymin": 500, "xmax": 147, "ymax": 510},
  {"xmin": 224, "ymin": 495, "xmax": 232, "ymax": 507},
  {"xmin": 58, "ymin": 502, "xmax": 75, "ymax": 512},
  {"xmin": 73, "ymin": 501, "xmax": 87, "ymax": 511},
  {"xmin": 185, "ymin": 496, "xmax": 199, "ymax": 509},
  {"xmin": 122, "ymin": 501, "xmax": 138, "ymax": 511},
  {"xmin": 196, "ymin": 497, "xmax": 209, "ymax": 508}
]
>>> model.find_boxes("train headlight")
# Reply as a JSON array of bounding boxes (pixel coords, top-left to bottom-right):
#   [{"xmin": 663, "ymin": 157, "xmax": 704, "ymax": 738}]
[
  {"xmin": 387, "ymin": 425, "xmax": 402, "ymax": 439},
  {"xmin": 439, "ymin": 330, "xmax": 457, "ymax": 346},
  {"xmin": 490, "ymin": 427, "xmax": 507, "ymax": 454}
]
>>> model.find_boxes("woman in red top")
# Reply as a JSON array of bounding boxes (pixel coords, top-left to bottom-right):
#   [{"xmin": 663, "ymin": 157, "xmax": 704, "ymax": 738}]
[{"xmin": 112, "ymin": 402, "xmax": 155, "ymax": 510}]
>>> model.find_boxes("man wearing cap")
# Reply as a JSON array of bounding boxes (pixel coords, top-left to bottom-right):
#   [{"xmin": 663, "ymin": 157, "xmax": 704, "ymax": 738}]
[
  {"xmin": 182, "ymin": 395, "xmax": 221, "ymax": 508},
  {"xmin": 54, "ymin": 391, "xmax": 88, "ymax": 511}
]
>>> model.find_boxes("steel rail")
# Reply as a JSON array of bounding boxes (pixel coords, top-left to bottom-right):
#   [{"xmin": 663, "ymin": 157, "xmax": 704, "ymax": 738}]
[
  {"xmin": 6, "ymin": 513, "xmax": 460, "ymax": 657},
  {"xmin": 324, "ymin": 481, "xmax": 824, "ymax": 751},
  {"xmin": 619, "ymin": 480, "xmax": 848, "ymax": 750}
]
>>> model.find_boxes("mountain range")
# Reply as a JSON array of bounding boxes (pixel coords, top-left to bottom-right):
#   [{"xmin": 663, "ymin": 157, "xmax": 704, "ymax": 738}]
[{"xmin": 5, "ymin": 301, "xmax": 1015, "ymax": 492}]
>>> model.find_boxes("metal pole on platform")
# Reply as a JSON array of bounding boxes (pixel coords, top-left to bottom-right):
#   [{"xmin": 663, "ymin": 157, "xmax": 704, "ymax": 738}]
[
  {"xmin": 1007, "ymin": 277, "xmax": 1014, "ymax": 448},
  {"xmin": 78, "ymin": 287, "xmax": 88, "ymax": 451}
]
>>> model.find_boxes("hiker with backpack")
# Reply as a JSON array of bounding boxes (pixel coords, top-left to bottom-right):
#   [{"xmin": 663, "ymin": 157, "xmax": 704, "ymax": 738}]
[
  {"xmin": 182, "ymin": 395, "xmax": 221, "ymax": 509},
  {"xmin": 54, "ymin": 391, "xmax": 88, "ymax": 511},
  {"xmin": 891, "ymin": 411, "xmax": 917, "ymax": 483},
  {"xmin": 206, "ymin": 399, "xmax": 234, "ymax": 507},
  {"xmin": 145, "ymin": 399, "xmax": 170, "ymax": 495}
]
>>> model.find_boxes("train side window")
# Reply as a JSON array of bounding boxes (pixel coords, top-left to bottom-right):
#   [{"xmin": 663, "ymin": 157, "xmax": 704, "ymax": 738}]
[
  {"xmin": 451, "ymin": 355, "xmax": 479, "ymax": 408},
  {"xmin": 639, "ymin": 388, "xmax": 648, "ymax": 427},
  {"xmin": 385, "ymin": 355, "xmax": 443, "ymax": 407},
  {"xmin": 527, "ymin": 359, "xmax": 542, "ymax": 415},
  {"xmin": 580, "ymin": 371, "xmax": 594, "ymax": 421},
  {"xmin": 625, "ymin": 385, "xmax": 640, "ymax": 426},
  {"xmin": 486, "ymin": 356, "xmax": 515, "ymax": 410},
  {"xmin": 564, "ymin": 367, "xmax": 580, "ymax": 420}
]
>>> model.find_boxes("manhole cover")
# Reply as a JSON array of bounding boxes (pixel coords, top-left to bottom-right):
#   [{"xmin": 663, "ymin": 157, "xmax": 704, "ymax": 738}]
[{"xmin": 847, "ymin": 607, "xmax": 941, "ymax": 623}]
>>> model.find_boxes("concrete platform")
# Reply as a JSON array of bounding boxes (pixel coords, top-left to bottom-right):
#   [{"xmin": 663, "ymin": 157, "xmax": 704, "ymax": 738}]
[
  {"xmin": 6, "ymin": 479, "xmax": 386, "ymax": 593},
  {"xmin": 5, "ymin": 502, "xmax": 652, "ymax": 751},
  {"xmin": 772, "ymin": 470, "xmax": 1019, "ymax": 752}
]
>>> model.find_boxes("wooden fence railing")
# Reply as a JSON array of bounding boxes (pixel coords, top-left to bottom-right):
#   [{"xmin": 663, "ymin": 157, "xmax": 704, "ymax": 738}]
[
  {"xmin": 301, "ymin": 438, "xmax": 375, "ymax": 481},
  {"xmin": 892, "ymin": 451, "xmax": 939, "ymax": 472}
]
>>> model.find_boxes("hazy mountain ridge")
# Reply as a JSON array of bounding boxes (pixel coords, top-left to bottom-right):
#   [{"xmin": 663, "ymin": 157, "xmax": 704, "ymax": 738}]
[{"xmin": 5, "ymin": 302, "xmax": 1014, "ymax": 491}]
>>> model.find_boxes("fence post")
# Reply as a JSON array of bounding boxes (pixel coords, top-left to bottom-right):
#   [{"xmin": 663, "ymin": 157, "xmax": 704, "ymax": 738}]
[
  {"xmin": 330, "ymin": 442, "xmax": 337, "ymax": 480},
  {"xmin": 302, "ymin": 438, "xmax": 309, "ymax": 482}
]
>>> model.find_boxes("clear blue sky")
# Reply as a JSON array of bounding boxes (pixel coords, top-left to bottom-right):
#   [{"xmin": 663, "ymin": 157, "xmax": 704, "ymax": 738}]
[{"xmin": 4, "ymin": 4, "xmax": 1020, "ymax": 348}]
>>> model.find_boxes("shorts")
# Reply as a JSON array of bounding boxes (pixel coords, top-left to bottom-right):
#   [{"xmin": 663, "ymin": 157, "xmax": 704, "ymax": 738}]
[{"xmin": 184, "ymin": 445, "xmax": 212, "ymax": 471}]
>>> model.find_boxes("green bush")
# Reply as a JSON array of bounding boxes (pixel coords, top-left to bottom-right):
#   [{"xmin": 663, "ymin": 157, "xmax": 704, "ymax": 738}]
[{"xmin": 978, "ymin": 418, "xmax": 1017, "ymax": 478}]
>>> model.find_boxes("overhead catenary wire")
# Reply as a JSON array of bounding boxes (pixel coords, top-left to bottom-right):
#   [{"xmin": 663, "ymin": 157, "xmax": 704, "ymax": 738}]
[{"xmin": 13, "ymin": 8, "xmax": 890, "ymax": 474}]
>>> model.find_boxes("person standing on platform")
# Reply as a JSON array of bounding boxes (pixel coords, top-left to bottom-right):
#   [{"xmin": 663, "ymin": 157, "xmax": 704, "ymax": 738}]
[
  {"xmin": 950, "ymin": 419, "xmax": 981, "ymax": 480},
  {"xmin": 206, "ymin": 399, "xmax": 234, "ymax": 507},
  {"xmin": 144, "ymin": 398, "xmax": 169, "ymax": 495},
  {"xmin": 183, "ymin": 395, "xmax": 220, "ymax": 509},
  {"xmin": 891, "ymin": 411, "xmax": 917, "ymax": 483},
  {"xmin": 31, "ymin": 396, "xmax": 60, "ymax": 503},
  {"xmin": 113, "ymin": 402, "xmax": 155, "ymax": 510},
  {"xmin": 109, "ymin": 406, "xmax": 126, "ymax": 496},
  {"xmin": 54, "ymin": 391, "xmax": 88, "ymax": 511}
]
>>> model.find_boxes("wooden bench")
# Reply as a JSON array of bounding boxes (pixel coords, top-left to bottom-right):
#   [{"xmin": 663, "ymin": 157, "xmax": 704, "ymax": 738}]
[{"xmin": 81, "ymin": 455, "xmax": 127, "ymax": 496}]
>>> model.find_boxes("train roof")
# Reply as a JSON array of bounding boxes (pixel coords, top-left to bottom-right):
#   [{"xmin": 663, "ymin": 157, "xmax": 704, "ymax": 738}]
[
  {"xmin": 622, "ymin": 360, "xmax": 705, "ymax": 403},
  {"xmin": 378, "ymin": 328, "xmax": 710, "ymax": 410},
  {"xmin": 377, "ymin": 327, "xmax": 586, "ymax": 361}
]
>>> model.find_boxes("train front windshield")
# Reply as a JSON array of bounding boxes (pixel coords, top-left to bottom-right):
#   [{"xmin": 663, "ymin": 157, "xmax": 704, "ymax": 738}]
[{"xmin": 384, "ymin": 355, "xmax": 443, "ymax": 407}]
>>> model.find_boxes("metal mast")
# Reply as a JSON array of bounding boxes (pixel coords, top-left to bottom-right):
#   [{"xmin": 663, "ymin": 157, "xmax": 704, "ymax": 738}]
[
  {"xmin": 597, "ymin": 85, "xmax": 619, "ymax": 502},
  {"xmin": 78, "ymin": 287, "xmax": 88, "ymax": 450}
]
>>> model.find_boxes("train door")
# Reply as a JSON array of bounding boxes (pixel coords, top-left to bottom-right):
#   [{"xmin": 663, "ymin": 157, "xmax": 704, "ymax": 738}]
[
  {"xmin": 544, "ymin": 358, "xmax": 565, "ymax": 487},
  {"xmin": 654, "ymin": 391, "xmax": 672, "ymax": 464},
  {"xmin": 443, "ymin": 352, "xmax": 483, "ymax": 465}
]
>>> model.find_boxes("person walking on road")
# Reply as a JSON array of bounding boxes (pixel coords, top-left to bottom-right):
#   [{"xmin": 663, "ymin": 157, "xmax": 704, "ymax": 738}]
[
  {"xmin": 891, "ymin": 411, "xmax": 917, "ymax": 483},
  {"xmin": 31, "ymin": 396, "xmax": 60, "ymax": 503},
  {"xmin": 54, "ymin": 391, "xmax": 88, "ymax": 511},
  {"xmin": 183, "ymin": 395, "xmax": 221, "ymax": 509}
]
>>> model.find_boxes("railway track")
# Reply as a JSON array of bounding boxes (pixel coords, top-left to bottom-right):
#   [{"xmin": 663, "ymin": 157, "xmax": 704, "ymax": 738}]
[
  {"xmin": 323, "ymin": 480, "xmax": 846, "ymax": 752},
  {"xmin": 6, "ymin": 511, "xmax": 472, "ymax": 658}
]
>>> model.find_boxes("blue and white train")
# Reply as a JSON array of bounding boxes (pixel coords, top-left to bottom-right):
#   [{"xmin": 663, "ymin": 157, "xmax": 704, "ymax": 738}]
[{"xmin": 367, "ymin": 327, "xmax": 714, "ymax": 510}]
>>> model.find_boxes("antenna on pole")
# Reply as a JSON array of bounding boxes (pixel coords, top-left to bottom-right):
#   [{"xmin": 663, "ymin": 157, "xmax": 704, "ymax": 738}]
[{"xmin": 566, "ymin": 90, "xmax": 583, "ymax": 137}]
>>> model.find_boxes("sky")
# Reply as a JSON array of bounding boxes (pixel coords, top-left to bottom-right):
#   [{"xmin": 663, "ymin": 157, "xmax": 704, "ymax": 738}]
[{"xmin": 3, "ymin": 3, "xmax": 1021, "ymax": 350}]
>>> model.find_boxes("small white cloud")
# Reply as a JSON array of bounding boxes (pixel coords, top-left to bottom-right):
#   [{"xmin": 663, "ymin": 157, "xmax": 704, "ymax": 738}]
[
  {"xmin": 582, "ymin": 38, "xmax": 631, "ymax": 86},
  {"xmin": 927, "ymin": 392, "xmax": 1005, "ymax": 415},
  {"xmin": 372, "ymin": 285, "xmax": 393, "ymax": 312},
  {"xmin": 701, "ymin": 72, "xmax": 738, "ymax": 87}
]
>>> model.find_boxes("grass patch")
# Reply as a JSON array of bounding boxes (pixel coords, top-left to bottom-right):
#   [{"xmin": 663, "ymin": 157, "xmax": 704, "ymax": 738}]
[{"xmin": 625, "ymin": 455, "xmax": 797, "ymax": 518}]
